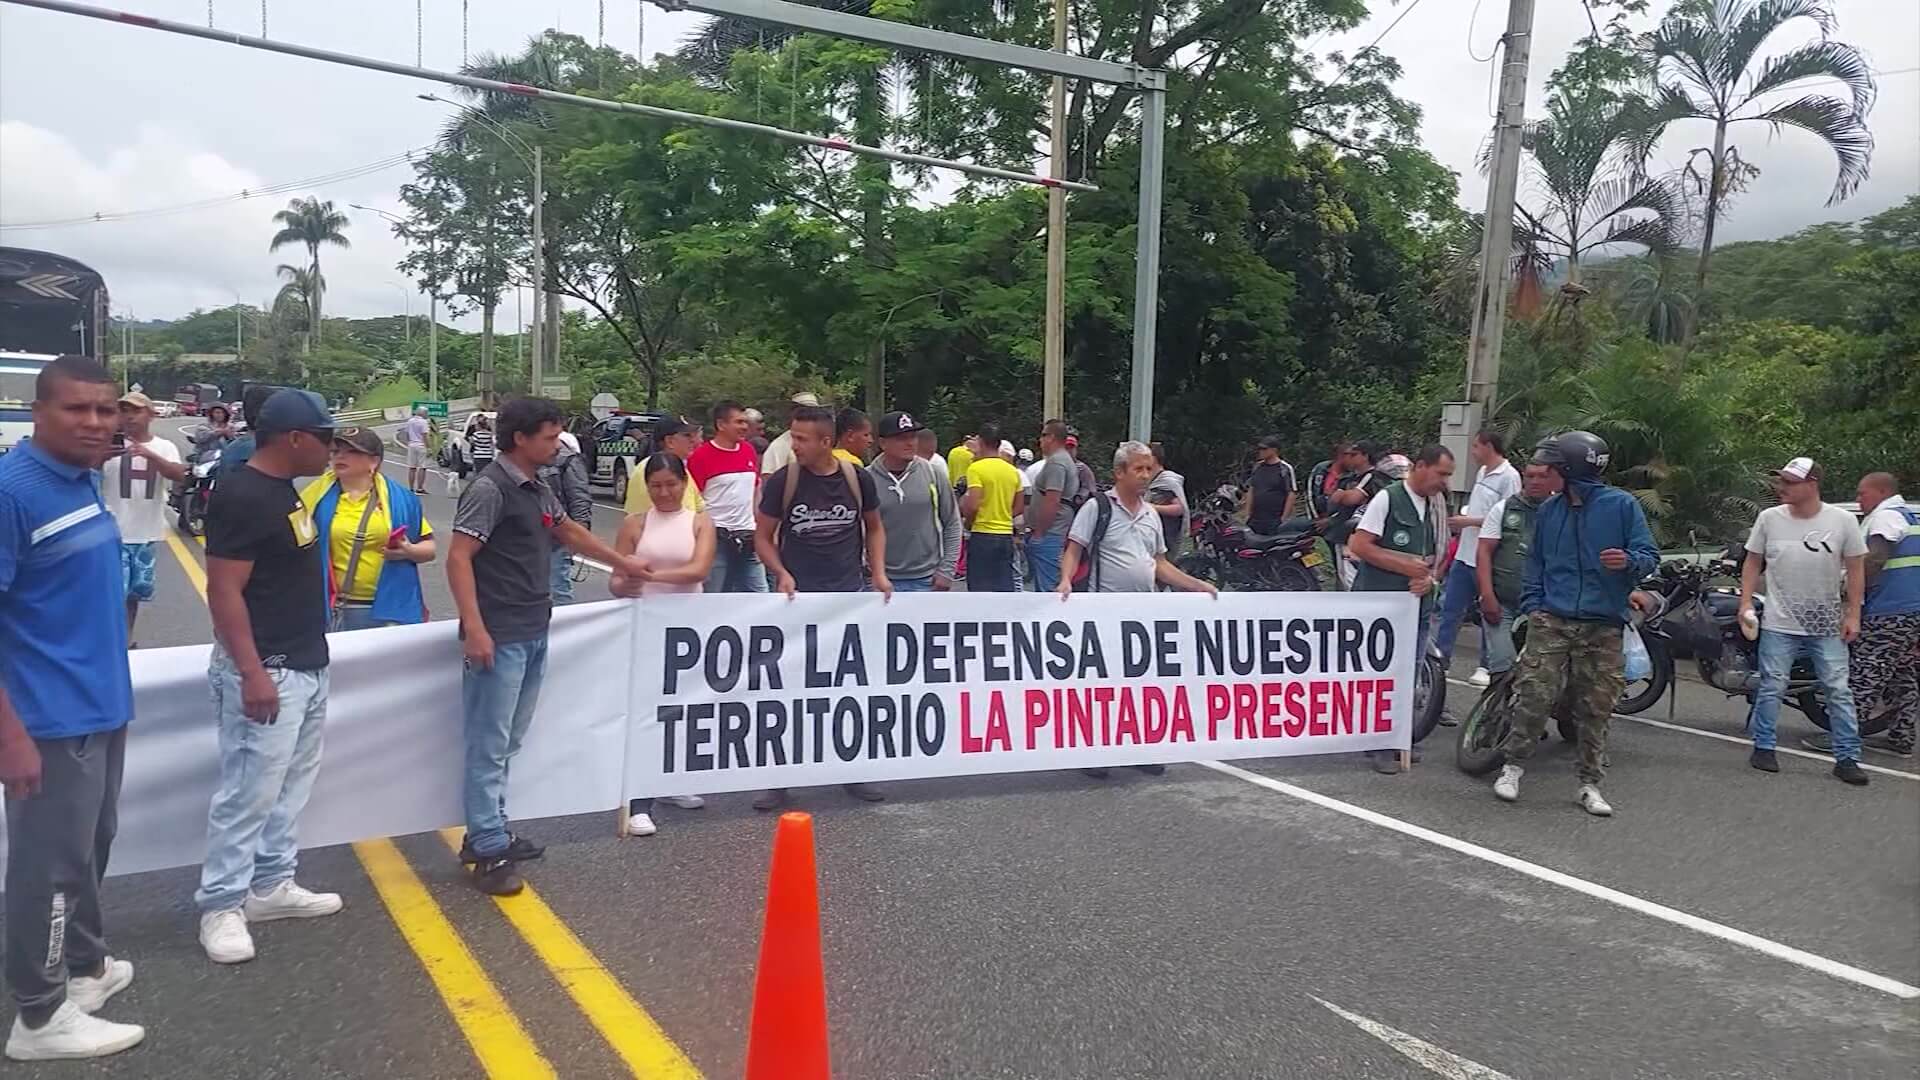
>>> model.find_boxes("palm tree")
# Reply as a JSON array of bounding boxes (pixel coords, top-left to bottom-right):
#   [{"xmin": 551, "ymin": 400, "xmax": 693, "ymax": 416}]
[
  {"xmin": 269, "ymin": 197, "xmax": 351, "ymax": 352},
  {"xmin": 1621, "ymin": 0, "xmax": 1876, "ymax": 290}
]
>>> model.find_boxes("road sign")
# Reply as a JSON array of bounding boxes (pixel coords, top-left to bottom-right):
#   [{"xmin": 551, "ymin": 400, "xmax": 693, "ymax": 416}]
[
  {"xmin": 411, "ymin": 399, "xmax": 448, "ymax": 419},
  {"xmin": 539, "ymin": 375, "xmax": 573, "ymax": 400},
  {"xmin": 589, "ymin": 392, "xmax": 621, "ymax": 421}
]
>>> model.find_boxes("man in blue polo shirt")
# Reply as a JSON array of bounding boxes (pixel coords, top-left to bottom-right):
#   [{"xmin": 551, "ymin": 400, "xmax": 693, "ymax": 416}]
[{"xmin": 0, "ymin": 356, "xmax": 147, "ymax": 1061}]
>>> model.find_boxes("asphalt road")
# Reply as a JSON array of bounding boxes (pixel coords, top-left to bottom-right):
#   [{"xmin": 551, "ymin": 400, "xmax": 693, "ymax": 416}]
[{"xmin": 11, "ymin": 422, "xmax": 1917, "ymax": 1078}]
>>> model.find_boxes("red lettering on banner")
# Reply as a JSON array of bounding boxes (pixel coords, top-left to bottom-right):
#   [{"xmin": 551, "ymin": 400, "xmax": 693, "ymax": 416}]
[
  {"xmin": 1170, "ymin": 688, "xmax": 1195, "ymax": 743},
  {"xmin": 1283, "ymin": 681, "xmax": 1307, "ymax": 738},
  {"xmin": 1095, "ymin": 686, "xmax": 1116, "ymax": 745},
  {"xmin": 984, "ymin": 691, "xmax": 1012, "ymax": 752},
  {"xmin": 1143, "ymin": 687, "xmax": 1170, "ymax": 744},
  {"xmin": 960, "ymin": 692, "xmax": 983, "ymax": 753},
  {"xmin": 1116, "ymin": 689, "xmax": 1142, "ymax": 745},
  {"xmin": 1025, "ymin": 690, "xmax": 1049, "ymax": 751},
  {"xmin": 1307, "ymin": 680, "xmax": 1331, "ymax": 737},
  {"xmin": 1375, "ymin": 679, "xmax": 1395, "ymax": 732},
  {"xmin": 1067, "ymin": 688, "xmax": 1093, "ymax": 747},
  {"xmin": 1206, "ymin": 685, "xmax": 1230, "ymax": 739},
  {"xmin": 1233, "ymin": 683, "xmax": 1259, "ymax": 739},
  {"xmin": 1261, "ymin": 682, "xmax": 1285, "ymax": 739},
  {"xmin": 1332, "ymin": 680, "xmax": 1356, "ymax": 735},
  {"xmin": 1350, "ymin": 680, "xmax": 1375, "ymax": 733}
]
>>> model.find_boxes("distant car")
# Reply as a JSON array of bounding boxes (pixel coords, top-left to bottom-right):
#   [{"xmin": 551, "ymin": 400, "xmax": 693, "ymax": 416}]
[
  {"xmin": 578, "ymin": 412, "xmax": 669, "ymax": 506},
  {"xmin": 151, "ymin": 399, "xmax": 179, "ymax": 418},
  {"xmin": 445, "ymin": 410, "xmax": 498, "ymax": 472}
]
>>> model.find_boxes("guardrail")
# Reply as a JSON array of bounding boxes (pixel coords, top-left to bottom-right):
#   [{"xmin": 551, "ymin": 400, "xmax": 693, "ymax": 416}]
[{"xmin": 332, "ymin": 408, "xmax": 385, "ymax": 424}]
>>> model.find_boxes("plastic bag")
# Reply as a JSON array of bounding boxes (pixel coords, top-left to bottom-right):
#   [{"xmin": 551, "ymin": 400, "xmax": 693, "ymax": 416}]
[{"xmin": 1622, "ymin": 624, "xmax": 1651, "ymax": 682}]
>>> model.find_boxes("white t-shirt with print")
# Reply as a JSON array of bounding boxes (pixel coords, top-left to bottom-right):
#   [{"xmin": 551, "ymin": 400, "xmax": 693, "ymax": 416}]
[
  {"xmin": 1745, "ymin": 503, "xmax": 1867, "ymax": 636},
  {"xmin": 101, "ymin": 437, "xmax": 184, "ymax": 544}
]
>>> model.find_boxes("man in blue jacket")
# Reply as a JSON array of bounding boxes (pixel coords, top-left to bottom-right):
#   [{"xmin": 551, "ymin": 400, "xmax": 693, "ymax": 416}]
[{"xmin": 1493, "ymin": 431, "xmax": 1659, "ymax": 816}]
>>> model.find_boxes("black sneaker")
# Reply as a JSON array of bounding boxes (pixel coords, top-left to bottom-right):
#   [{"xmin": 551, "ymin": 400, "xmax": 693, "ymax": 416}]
[
  {"xmin": 472, "ymin": 856, "xmax": 523, "ymax": 896},
  {"xmin": 1133, "ymin": 764, "xmax": 1167, "ymax": 776},
  {"xmin": 842, "ymin": 783, "xmax": 886, "ymax": 803},
  {"xmin": 458, "ymin": 833, "xmax": 544, "ymax": 865},
  {"xmin": 1750, "ymin": 748, "xmax": 1780, "ymax": 773},
  {"xmin": 752, "ymin": 788, "xmax": 790, "ymax": 812},
  {"xmin": 1833, "ymin": 759, "xmax": 1870, "ymax": 786}
]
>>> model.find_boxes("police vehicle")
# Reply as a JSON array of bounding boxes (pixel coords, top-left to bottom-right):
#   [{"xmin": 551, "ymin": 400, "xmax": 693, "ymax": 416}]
[{"xmin": 576, "ymin": 411, "xmax": 670, "ymax": 505}]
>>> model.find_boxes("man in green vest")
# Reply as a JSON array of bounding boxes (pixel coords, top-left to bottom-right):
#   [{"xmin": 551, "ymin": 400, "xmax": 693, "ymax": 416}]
[
  {"xmin": 1472, "ymin": 461, "xmax": 1562, "ymax": 681},
  {"xmin": 1349, "ymin": 444, "xmax": 1455, "ymax": 771}
]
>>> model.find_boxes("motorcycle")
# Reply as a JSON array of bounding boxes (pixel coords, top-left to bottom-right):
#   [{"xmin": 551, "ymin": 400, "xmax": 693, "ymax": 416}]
[
  {"xmin": 1175, "ymin": 485, "xmax": 1327, "ymax": 592},
  {"xmin": 172, "ymin": 447, "xmax": 221, "ymax": 537}
]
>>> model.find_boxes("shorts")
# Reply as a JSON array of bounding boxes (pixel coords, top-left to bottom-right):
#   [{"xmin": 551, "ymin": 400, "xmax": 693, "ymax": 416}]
[
  {"xmin": 406, "ymin": 444, "xmax": 428, "ymax": 468},
  {"xmin": 121, "ymin": 542, "xmax": 157, "ymax": 603}
]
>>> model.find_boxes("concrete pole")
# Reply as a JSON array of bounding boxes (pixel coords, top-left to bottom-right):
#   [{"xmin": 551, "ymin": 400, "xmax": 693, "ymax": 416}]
[
  {"xmin": 1126, "ymin": 87, "xmax": 1166, "ymax": 443},
  {"xmin": 428, "ymin": 236, "xmax": 440, "ymax": 399},
  {"xmin": 1462, "ymin": 0, "xmax": 1536, "ymax": 419},
  {"xmin": 531, "ymin": 144, "xmax": 545, "ymax": 394},
  {"xmin": 1041, "ymin": 0, "xmax": 1067, "ymax": 422}
]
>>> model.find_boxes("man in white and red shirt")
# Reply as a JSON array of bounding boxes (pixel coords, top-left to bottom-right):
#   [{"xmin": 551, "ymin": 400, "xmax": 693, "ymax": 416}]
[{"xmin": 688, "ymin": 400, "xmax": 767, "ymax": 592}]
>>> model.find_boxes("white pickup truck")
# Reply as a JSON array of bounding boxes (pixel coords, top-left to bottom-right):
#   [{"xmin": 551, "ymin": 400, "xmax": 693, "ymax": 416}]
[{"xmin": 0, "ymin": 351, "xmax": 55, "ymax": 458}]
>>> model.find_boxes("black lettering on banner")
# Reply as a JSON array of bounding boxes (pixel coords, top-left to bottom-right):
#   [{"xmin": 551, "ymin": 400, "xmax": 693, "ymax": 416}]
[
  {"xmin": 658, "ymin": 704, "xmax": 684, "ymax": 772},
  {"xmin": 1312, "ymin": 619, "xmax": 1336, "ymax": 667},
  {"xmin": 663, "ymin": 627, "xmax": 700, "ymax": 693},
  {"xmin": 916, "ymin": 695, "xmax": 945, "ymax": 755},
  {"xmin": 924, "ymin": 622, "xmax": 951, "ymax": 683},
  {"xmin": 1077, "ymin": 621, "xmax": 1109, "ymax": 678},
  {"xmin": 1155, "ymin": 620, "xmax": 1182, "ymax": 677},
  {"xmin": 686, "ymin": 703, "xmax": 715, "ymax": 771},
  {"xmin": 807, "ymin": 698, "xmax": 831, "ymax": 762},
  {"xmin": 717, "ymin": 701, "xmax": 752, "ymax": 768},
  {"xmin": 952, "ymin": 621, "xmax": 979, "ymax": 682},
  {"xmin": 832, "ymin": 698, "xmax": 863, "ymax": 762},
  {"xmin": 1285, "ymin": 620, "xmax": 1312, "ymax": 674},
  {"xmin": 1367, "ymin": 618, "xmax": 1394, "ymax": 672},
  {"xmin": 833, "ymin": 627, "xmax": 866, "ymax": 687},
  {"xmin": 1121, "ymin": 621, "xmax": 1151, "ymax": 678},
  {"xmin": 868, "ymin": 694, "xmax": 900, "ymax": 759},
  {"xmin": 756, "ymin": 701, "xmax": 788, "ymax": 766},
  {"xmin": 1336, "ymin": 619, "xmax": 1364, "ymax": 673},
  {"xmin": 1012, "ymin": 622, "xmax": 1044, "ymax": 678},
  {"xmin": 983, "ymin": 621, "xmax": 1011, "ymax": 682},
  {"xmin": 748, "ymin": 626, "xmax": 784, "ymax": 690},
  {"xmin": 706, "ymin": 626, "xmax": 744, "ymax": 693},
  {"xmin": 1045, "ymin": 621, "xmax": 1075, "ymax": 679},
  {"xmin": 1195, "ymin": 620, "xmax": 1223, "ymax": 676},
  {"xmin": 805, "ymin": 625, "xmax": 828, "ymax": 688},
  {"xmin": 888, "ymin": 624, "xmax": 917, "ymax": 684},
  {"xmin": 1259, "ymin": 619, "xmax": 1285, "ymax": 674}
]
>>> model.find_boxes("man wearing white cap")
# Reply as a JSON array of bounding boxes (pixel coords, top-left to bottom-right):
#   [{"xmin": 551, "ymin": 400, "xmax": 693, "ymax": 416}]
[
  {"xmin": 101, "ymin": 392, "xmax": 185, "ymax": 640},
  {"xmin": 1739, "ymin": 457, "xmax": 1870, "ymax": 784},
  {"xmin": 759, "ymin": 392, "xmax": 820, "ymax": 477}
]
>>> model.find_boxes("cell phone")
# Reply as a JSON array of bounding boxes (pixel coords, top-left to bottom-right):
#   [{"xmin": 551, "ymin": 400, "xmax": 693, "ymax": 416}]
[{"xmin": 386, "ymin": 526, "xmax": 409, "ymax": 547}]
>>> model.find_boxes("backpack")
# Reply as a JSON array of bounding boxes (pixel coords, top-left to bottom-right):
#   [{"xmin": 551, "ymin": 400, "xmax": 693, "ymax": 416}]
[
  {"xmin": 778, "ymin": 459, "xmax": 865, "ymax": 546},
  {"xmin": 1069, "ymin": 491, "xmax": 1114, "ymax": 591}
]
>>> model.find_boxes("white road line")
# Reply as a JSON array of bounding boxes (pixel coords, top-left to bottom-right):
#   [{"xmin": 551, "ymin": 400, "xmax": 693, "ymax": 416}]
[
  {"xmin": 1311, "ymin": 997, "xmax": 1515, "ymax": 1080},
  {"xmin": 1444, "ymin": 678, "xmax": 1919, "ymax": 782},
  {"xmin": 1196, "ymin": 759, "xmax": 1920, "ymax": 1001}
]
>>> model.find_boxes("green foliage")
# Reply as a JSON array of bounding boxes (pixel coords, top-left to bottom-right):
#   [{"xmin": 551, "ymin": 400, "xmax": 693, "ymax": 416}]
[{"xmin": 356, "ymin": 377, "xmax": 429, "ymax": 412}]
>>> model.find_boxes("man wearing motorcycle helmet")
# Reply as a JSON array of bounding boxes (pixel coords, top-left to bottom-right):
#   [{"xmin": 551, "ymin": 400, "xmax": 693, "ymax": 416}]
[{"xmin": 1492, "ymin": 430, "xmax": 1660, "ymax": 816}]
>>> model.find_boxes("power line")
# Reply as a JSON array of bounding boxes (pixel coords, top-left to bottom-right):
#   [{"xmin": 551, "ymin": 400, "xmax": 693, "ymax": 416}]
[{"xmin": 1320, "ymin": 0, "xmax": 1435, "ymax": 94}]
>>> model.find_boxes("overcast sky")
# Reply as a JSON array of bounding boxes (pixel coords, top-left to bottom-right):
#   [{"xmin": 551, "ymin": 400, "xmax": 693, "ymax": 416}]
[{"xmin": 1, "ymin": 0, "xmax": 1913, "ymax": 329}]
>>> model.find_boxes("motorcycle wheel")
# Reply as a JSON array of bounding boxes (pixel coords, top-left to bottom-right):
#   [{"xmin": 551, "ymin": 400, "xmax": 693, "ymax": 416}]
[
  {"xmin": 1262, "ymin": 561, "xmax": 1319, "ymax": 592},
  {"xmin": 1411, "ymin": 653, "xmax": 1447, "ymax": 745},
  {"xmin": 178, "ymin": 504, "xmax": 200, "ymax": 538},
  {"xmin": 1557, "ymin": 714, "xmax": 1580, "ymax": 742},
  {"xmin": 1614, "ymin": 637, "xmax": 1673, "ymax": 716},
  {"xmin": 1176, "ymin": 552, "xmax": 1219, "ymax": 587},
  {"xmin": 1456, "ymin": 676, "xmax": 1512, "ymax": 776}
]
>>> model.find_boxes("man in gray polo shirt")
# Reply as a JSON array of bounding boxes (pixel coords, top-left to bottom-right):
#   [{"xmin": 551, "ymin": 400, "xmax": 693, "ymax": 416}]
[{"xmin": 447, "ymin": 397, "xmax": 647, "ymax": 897}]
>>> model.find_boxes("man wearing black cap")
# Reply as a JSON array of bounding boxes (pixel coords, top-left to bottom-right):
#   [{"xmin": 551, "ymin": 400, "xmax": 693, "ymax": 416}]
[
  {"xmin": 1242, "ymin": 436, "xmax": 1296, "ymax": 534},
  {"xmin": 197, "ymin": 389, "xmax": 345, "ymax": 967},
  {"xmin": 869, "ymin": 411, "xmax": 960, "ymax": 592}
]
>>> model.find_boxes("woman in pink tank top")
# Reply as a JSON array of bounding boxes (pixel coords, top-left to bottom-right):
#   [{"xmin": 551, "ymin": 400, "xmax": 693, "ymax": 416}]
[{"xmin": 612, "ymin": 453, "xmax": 717, "ymax": 835}]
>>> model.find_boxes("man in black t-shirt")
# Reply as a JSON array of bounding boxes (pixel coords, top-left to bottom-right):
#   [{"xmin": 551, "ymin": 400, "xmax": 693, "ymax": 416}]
[
  {"xmin": 1242, "ymin": 435, "xmax": 1296, "ymax": 533},
  {"xmin": 196, "ymin": 389, "xmax": 343, "ymax": 967},
  {"xmin": 752, "ymin": 405, "xmax": 890, "ymax": 810},
  {"xmin": 1324, "ymin": 440, "xmax": 1389, "ymax": 589}
]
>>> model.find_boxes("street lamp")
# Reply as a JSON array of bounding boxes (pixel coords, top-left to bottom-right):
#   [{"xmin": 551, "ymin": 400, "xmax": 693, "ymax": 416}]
[
  {"xmin": 383, "ymin": 280, "xmax": 412, "ymax": 342},
  {"xmin": 351, "ymin": 203, "xmax": 438, "ymax": 399}
]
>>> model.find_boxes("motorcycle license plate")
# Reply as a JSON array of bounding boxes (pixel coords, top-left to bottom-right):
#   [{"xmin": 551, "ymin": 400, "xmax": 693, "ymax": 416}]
[{"xmin": 1301, "ymin": 551, "xmax": 1324, "ymax": 568}]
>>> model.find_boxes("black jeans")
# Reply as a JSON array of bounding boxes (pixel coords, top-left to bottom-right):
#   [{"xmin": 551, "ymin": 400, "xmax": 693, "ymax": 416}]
[{"xmin": 968, "ymin": 533, "xmax": 1017, "ymax": 592}]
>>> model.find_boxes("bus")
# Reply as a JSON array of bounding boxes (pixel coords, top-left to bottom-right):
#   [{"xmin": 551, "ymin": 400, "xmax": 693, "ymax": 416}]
[{"xmin": 0, "ymin": 247, "xmax": 111, "ymax": 454}]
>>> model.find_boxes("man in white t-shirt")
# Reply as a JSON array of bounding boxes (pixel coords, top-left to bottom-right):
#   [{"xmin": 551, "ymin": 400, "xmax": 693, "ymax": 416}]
[
  {"xmin": 759, "ymin": 391, "xmax": 820, "ymax": 477},
  {"xmin": 1436, "ymin": 430, "xmax": 1522, "ymax": 685},
  {"xmin": 1739, "ymin": 457, "xmax": 1870, "ymax": 784},
  {"xmin": 100, "ymin": 392, "xmax": 186, "ymax": 640}
]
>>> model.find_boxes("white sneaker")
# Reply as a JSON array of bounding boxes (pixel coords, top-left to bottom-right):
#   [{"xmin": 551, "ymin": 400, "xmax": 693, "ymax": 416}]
[
  {"xmin": 1493, "ymin": 764, "xmax": 1524, "ymax": 802},
  {"xmin": 662, "ymin": 795, "xmax": 706, "ymax": 809},
  {"xmin": 199, "ymin": 908, "xmax": 255, "ymax": 964},
  {"xmin": 626, "ymin": 812, "xmax": 657, "ymax": 837},
  {"xmin": 5, "ymin": 1001, "xmax": 145, "ymax": 1061},
  {"xmin": 1578, "ymin": 784, "xmax": 1614, "ymax": 817},
  {"xmin": 243, "ymin": 880, "xmax": 343, "ymax": 922},
  {"xmin": 65, "ymin": 957, "xmax": 133, "ymax": 1014},
  {"xmin": 1468, "ymin": 667, "xmax": 1491, "ymax": 688}
]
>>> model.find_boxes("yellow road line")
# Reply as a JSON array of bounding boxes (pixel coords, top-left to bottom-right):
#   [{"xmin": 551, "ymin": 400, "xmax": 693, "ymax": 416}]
[
  {"xmin": 355, "ymin": 838, "xmax": 559, "ymax": 1079},
  {"xmin": 438, "ymin": 829, "xmax": 703, "ymax": 1078},
  {"xmin": 163, "ymin": 530, "xmax": 208, "ymax": 600}
]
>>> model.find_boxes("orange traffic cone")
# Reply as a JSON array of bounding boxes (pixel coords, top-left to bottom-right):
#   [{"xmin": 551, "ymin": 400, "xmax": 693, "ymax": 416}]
[{"xmin": 745, "ymin": 811, "xmax": 831, "ymax": 1080}]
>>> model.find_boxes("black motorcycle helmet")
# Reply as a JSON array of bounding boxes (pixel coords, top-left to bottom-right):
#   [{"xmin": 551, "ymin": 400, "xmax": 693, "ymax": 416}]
[{"xmin": 1533, "ymin": 430, "xmax": 1610, "ymax": 480}]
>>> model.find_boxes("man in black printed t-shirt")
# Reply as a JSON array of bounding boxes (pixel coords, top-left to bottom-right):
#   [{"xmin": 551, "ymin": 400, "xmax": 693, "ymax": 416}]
[
  {"xmin": 196, "ymin": 389, "xmax": 344, "ymax": 967},
  {"xmin": 752, "ymin": 404, "xmax": 890, "ymax": 810}
]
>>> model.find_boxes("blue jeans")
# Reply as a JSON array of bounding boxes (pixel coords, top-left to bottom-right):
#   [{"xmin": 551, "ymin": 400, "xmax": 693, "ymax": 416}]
[
  {"xmin": 1026, "ymin": 533, "xmax": 1066, "ymax": 592},
  {"xmin": 1434, "ymin": 559, "xmax": 1482, "ymax": 663},
  {"xmin": 550, "ymin": 549, "xmax": 575, "ymax": 604},
  {"xmin": 462, "ymin": 635, "xmax": 549, "ymax": 858},
  {"xmin": 1751, "ymin": 630, "xmax": 1859, "ymax": 761},
  {"xmin": 1482, "ymin": 611, "xmax": 1518, "ymax": 674},
  {"xmin": 196, "ymin": 648, "xmax": 330, "ymax": 913},
  {"xmin": 892, "ymin": 575, "xmax": 934, "ymax": 593},
  {"xmin": 707, "ymin": 534, "xmax": 769, "ymax": 593}
]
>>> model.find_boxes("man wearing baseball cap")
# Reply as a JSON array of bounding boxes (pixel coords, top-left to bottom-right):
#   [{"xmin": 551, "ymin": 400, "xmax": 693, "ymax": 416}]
[
  {"xmin": 197, "ymin": 389, "xmax": 346, "ymax": 965},
  {"xmin": 101, "ymin": 392, "xmax": 186, "ymax": 640},
  {"xmin": 1739, "ymin": 457, "xmax": 1870, "ymax": 784},
  {"xmin": 869, "ymin": 411, "xmax": 960, "ymax": 592}
]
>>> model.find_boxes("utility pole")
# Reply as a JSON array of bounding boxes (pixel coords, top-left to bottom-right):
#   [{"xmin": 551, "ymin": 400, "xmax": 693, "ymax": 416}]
[
  {"xmin": 1041, "ymin": 0, "xmax": 1067, "ymax": 422},
  {"xmin": 1449, "ymin": 0, "xmax": 1535, "ymax": 492},
  {"xmin": 530, "ymin": 143, "xmax": 545, "ymax": 395}
]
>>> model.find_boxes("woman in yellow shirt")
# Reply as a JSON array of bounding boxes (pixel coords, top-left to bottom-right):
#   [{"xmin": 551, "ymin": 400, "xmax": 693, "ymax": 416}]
[{"xmin": 302, "ymin": 427, "xmax": 437, "ymax": 630}]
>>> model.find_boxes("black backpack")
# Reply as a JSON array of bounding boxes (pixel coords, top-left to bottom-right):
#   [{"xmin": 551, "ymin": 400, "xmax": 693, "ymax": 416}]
[{"xmin": 1069, "ymin": 491, "xmax": 1115, "ymax": 591}]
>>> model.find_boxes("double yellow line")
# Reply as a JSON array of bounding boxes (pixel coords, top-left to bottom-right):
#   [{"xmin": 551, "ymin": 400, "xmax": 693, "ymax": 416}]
[{"xmin": 163, "ymin": 533, "xmax": 699, "ymax": 1078}]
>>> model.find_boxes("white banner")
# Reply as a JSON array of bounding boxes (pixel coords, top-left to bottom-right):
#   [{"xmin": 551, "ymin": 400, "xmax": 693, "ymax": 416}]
[{"xmin": 625, "ymin": 592, "xmax": 1417, "ymax": 799}]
